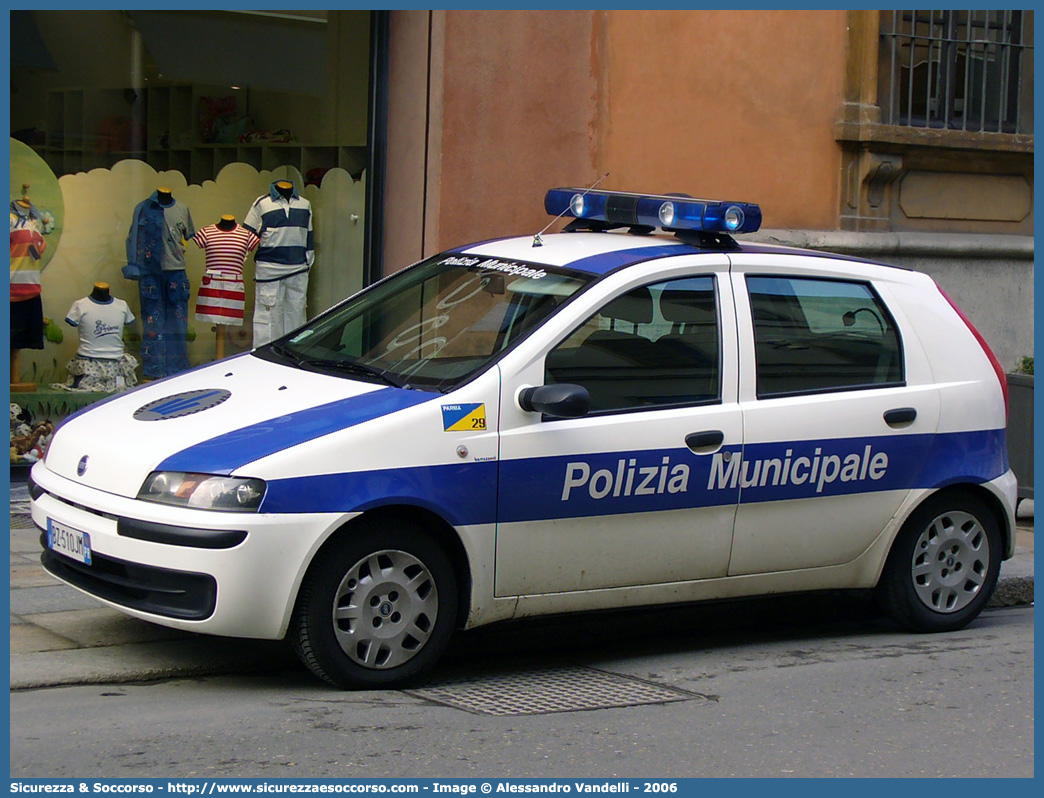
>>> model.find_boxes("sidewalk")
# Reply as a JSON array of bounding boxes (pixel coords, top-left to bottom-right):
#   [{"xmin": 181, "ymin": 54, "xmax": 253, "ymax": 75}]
[
  {"xmin": 9, "ymin": 483, "xmax": 295, "ymax": 690},
  {"xmin": 9, "ymin": 484, "xmax": 1034, "ymax": 691}
]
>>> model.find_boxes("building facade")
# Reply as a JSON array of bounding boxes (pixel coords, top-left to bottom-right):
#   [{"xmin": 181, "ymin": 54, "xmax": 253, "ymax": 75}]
[
  {"xmin": 383, "ymin": 9, "xmax": 1033, "ymax": 368},
  {"xmin": 8, "ymin": 9, "xmax": 1034, "ymax": 394}
]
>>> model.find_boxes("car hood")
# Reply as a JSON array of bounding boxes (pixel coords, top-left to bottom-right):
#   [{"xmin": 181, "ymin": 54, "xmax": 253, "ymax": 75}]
[{"xmin": 43, "ymin": 354, "xmax": 434, "ymax": 498}]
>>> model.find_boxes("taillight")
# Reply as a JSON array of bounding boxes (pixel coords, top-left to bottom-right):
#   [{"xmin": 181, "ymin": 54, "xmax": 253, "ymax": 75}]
[{"xmin": 936, "ymin": 282, "xmax": 1008, "ymax": 417}]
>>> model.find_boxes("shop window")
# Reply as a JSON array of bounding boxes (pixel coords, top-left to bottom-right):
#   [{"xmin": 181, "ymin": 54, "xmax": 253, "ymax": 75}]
[{"xmin": 9, "ymin": 10, "xmax": 374, "ymax": 416}]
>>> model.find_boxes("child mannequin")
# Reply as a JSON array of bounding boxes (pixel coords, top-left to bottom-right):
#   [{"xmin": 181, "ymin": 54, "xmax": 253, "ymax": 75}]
[
  {"xmin": 193, "ymin": 214, "xmax": 259, "ymax": 360},
  {"xmin": 52, "ymin": 282, "xmax": 139, "ymax": 393},
  {"xmin": 243, "ymin": 180, "xmax": 313, "ymax": 346}
]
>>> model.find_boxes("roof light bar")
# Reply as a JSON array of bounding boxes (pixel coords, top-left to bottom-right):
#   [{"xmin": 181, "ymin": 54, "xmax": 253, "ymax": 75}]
[{"xmin": 545, "ymin": 188, "xmax": 762, "ymax": 234}]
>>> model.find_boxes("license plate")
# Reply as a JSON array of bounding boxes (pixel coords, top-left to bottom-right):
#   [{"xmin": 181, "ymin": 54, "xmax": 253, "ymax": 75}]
[{"xmin": 47, "ymin": 519, "xmax": 92, "ymax": 565}]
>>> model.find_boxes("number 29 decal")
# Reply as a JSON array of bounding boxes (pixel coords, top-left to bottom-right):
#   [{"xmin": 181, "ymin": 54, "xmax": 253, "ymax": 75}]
[{"xmin": 441, "ymin": 403, "xmax": 487, "ymax": 432}]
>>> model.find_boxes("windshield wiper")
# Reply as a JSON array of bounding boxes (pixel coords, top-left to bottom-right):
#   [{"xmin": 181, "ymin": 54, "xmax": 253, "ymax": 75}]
[
  {"xmin": 268, "ymin": 342, "xmax": 308, "ymax": 367},
  {"xmin": 298, "ymin": 357, "xmax": 407, "ymax": 389}
]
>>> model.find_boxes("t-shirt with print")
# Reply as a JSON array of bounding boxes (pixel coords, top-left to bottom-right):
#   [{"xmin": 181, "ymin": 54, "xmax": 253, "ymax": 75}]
[
  {"xmin": 160, "ymin": 201, "xmax": 196, "ymax": 271},
  {"xmin": 66, "ymin": 296, "xmax": 136, "ymax": 359}
]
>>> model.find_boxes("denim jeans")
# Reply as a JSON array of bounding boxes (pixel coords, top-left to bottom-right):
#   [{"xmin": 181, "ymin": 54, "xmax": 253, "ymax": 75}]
[{"xmin": 138, "ymin": 270, "xmax": 191, "ymax": 378}]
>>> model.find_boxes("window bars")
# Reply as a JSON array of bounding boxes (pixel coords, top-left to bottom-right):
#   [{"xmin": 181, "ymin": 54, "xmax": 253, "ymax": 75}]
[{"xmin": 880, "ymin": 10, "xmax": 1033, "ymax": 134}]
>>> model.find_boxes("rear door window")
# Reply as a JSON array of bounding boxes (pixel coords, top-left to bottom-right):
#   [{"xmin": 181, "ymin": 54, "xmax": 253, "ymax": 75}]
[{"xmin": 747, "ymin": 276, "xmax": 903, "ymax": 398}]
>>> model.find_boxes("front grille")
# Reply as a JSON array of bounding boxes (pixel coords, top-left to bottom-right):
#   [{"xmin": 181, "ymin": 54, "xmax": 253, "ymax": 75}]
[{"xmin": 40, "ymin": 532, "xmax": 217, "ymax": 620}]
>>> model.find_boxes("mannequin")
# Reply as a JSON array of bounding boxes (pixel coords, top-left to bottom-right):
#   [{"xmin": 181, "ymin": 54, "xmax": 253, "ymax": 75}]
[
  {"xmin": 243, "ymin": 179, "xmax": 314, "ymax": 347},
  {"xmin": 52, "ymin": 283, "xmax": 138, "ymax": 393},
  {"xmin": 10, "ymin": 184, "xmax": 56, "ymax": 393},
  {"xmin": 125, "ymin": 186, "xmax": 195, "ymax": 378},
  {"xmin": 193, "ymin": 213, "xmax": 259, "ymax": 360}
]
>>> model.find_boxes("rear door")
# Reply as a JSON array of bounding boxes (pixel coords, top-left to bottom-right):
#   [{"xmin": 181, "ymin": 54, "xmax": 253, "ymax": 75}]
[{"xmin": 726, "ymin": 252, "xmax": 941, "ymax": 575}]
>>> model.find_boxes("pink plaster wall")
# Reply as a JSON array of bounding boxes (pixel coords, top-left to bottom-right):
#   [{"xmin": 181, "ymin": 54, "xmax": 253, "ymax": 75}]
[
  {"xmin": 600, "ymin": 10, "xmax": 847, "ymax": 231},
  {"xmin": 387, "ymin": 10, "xmax": 850, "ymax": 264},
  {"xmin": 435, "ymin": 10, "xmax": 601, "ymax": 250}
]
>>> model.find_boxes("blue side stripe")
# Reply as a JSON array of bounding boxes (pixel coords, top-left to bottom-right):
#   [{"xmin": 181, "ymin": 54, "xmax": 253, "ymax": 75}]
[
  {"xmin": 262, "ymin": 461, "xmax": 499, "ymax": 525},
  {"xmin": 255, "ymin": 429, "xmax": 1007, "ymax": 522},
  {"xmin": 159, "ymin": 388, "xmax": 437, "ymax": 476}
]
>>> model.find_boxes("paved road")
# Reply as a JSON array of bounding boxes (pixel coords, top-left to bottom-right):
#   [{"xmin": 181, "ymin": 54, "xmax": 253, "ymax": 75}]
[
  {"xmin": 9, "ymin": 484, "xmax": 1035, "ymax": 691},
  {"xmin": 9, "ymin": 604, "xmax": 1033, "ymax": 778},
  {"xmin": 9, "ymin": 483, "xmax": 1035, "ymax": 778}
]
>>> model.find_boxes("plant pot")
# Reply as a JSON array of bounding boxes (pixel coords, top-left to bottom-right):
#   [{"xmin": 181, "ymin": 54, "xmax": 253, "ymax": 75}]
[{"xmin": 1007, "ymin": 372, "xmax": 1034, "ymax": 504}]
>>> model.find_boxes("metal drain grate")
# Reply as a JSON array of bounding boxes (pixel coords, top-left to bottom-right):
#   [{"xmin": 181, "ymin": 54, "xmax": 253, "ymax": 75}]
[
  {"xmin": 10, "ymin": 512, "xmax": 35, "ymax": 530},
  {"xmin": 405, "ymin": 666, "xmax": 699, "ymax": 716}
]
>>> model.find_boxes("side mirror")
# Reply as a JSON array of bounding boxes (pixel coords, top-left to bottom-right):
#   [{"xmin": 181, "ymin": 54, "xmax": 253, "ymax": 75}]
[{"xmin": 517, "ymin": 384, "xmax": 591, "ymax": 419}]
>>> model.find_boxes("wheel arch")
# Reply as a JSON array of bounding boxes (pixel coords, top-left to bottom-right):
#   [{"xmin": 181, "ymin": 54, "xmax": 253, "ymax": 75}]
[
  {"xmin": 881, "ymin": 482, "xmax": 1014, "ymax": 581},
  {"xmin": 919, "ymin": 483, "xmax": 1014, "ymax": 557},
  {"xmin": 875, "ymin": 482, "xmax": 1008, "ymax": 631},
  {"xmin": 294, "ymin": 503, "xmax": 473, "ymax": 631}
]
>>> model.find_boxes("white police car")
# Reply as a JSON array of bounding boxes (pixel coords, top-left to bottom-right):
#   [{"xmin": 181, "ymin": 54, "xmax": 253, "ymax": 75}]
[{"xmin": 30, "ymin": 188, "xmax": 1017, "ymax": 689}]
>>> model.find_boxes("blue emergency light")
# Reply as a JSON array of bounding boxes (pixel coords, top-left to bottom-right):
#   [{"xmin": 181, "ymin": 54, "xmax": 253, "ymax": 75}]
[{"xmin": 544, "ymin": 188, "xmax": 762, "ymax": 235}]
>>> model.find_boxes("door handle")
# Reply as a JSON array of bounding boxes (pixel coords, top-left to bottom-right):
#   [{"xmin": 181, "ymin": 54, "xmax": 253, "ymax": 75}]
[
  {"xmin": 685, "ymin": 430, "xmax": 725, "ymax": 452},
  {"xmin": 884, "ymin": 407, "xmax": 917, "ymax": 427}
]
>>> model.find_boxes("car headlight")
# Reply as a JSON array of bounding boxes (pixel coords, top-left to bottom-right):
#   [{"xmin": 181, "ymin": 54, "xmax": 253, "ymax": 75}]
[{"xmin": 138, "ymin": 472, "xmax": 267, "ymax": 513}]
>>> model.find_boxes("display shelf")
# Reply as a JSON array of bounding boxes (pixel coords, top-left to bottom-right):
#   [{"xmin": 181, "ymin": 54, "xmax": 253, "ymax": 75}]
[{"xmin": 41, "ymin": 83, "xmax": 362, "ymax": 184}]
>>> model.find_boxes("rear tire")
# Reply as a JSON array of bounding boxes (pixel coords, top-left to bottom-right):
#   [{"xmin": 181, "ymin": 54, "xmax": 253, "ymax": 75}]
[
  {"xmin": 291, "ymin": 518, "xmax": 458, "ymax": 689},
  {"xmin": 877, "ymin": 493, "xmax": 1001, "ymax": 633}
]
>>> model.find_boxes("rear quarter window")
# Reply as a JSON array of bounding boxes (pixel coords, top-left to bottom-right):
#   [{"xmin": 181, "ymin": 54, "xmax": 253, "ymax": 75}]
[{"xmin": 747, "ymin": 275, "xmax": 904, "ymax": 398}]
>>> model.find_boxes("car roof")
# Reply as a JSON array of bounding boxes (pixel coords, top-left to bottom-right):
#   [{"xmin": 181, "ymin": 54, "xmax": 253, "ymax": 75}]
[{"xmin": 453, "ymin": 231, "xmax": 909, "ymax": 278}]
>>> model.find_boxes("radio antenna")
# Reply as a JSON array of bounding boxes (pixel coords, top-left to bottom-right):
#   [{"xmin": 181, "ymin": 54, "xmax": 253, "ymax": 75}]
[{"xmin": 533, "ymin": 172, "xmax": 609, "ymax": 247}]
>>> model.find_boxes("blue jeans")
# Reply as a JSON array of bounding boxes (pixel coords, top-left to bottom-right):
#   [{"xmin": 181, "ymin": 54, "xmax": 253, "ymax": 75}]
[{"xmin": 138, "ymin": 270, "xmax": 191, "ymax": 378}]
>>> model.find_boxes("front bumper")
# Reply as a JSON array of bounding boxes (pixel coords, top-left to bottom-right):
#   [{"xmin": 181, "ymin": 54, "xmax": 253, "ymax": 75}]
[{"xmin": 30, "ymin": 462, "xmax": 350, "ymax": 639}]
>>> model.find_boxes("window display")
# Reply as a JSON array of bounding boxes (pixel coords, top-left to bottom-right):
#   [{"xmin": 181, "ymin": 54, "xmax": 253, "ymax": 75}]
[{"xmin": 9, "ymin": 10, "xmax": 370, "ymax": 441}]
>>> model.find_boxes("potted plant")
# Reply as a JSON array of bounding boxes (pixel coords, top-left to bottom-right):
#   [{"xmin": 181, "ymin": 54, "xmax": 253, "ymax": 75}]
[{"xmin": 1007, "ymin": 356, "xmax": 1033, "ymax": 507}]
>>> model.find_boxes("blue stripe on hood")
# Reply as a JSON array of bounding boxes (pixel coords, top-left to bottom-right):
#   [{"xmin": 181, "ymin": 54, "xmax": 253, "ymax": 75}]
[{"xmin": 157, "ymin": 387, "xmax": 436, "ymax": 475}]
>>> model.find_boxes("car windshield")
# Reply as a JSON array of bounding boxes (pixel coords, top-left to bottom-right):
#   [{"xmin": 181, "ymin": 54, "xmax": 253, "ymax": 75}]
[{"xmin": 258, "ymin": 252, "xmax": 591, "ymax": 392}]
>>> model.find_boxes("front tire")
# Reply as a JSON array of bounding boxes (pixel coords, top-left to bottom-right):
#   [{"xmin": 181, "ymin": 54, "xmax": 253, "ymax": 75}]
[
  {"xmin": 291, "ymin": 519, "xmax": 458, "ymax": 689},
  {"xmin": 877, "ymin": 493, "xmax": 1002, "ymax": 633}
]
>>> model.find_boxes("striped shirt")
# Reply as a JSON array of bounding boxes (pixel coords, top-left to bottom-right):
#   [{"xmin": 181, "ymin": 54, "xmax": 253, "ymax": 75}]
[
  {"xmin": 242, "ymin": 184, "xmax": 314, "ymax": 282},
  {"xmin": 193, "ymin": 224, "xmax": 259, "ymax": 278},
  {"xmin": 10, "ymin": 201, "xmax": 49, "ymax": 300}
]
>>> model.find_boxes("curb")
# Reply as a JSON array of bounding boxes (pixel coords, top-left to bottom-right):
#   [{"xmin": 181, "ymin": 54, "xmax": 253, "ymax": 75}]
[{"xmin": 989, "ymin": 575, "xmax": 1035, "ymax": 608}]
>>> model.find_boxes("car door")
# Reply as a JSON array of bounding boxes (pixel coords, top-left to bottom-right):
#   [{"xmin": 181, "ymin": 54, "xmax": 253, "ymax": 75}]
[
  {"xmin": 495, "ymin": 257, "xmax": 743, "ymax": 596},
  {"xmin": 726, "ymin": 253, "xmax": 941, "ymax": 575}
]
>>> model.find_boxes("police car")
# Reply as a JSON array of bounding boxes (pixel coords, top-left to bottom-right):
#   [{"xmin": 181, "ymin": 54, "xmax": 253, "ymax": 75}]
[{"xmin": 30, "ymin": 188, "xmax": 1017, "ymax": 689}]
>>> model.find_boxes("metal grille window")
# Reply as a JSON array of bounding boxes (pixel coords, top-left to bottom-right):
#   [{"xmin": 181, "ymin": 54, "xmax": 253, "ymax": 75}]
[{"xmin": 880, "ymin": 10, "xmax": 1033, "ymax": 134}]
